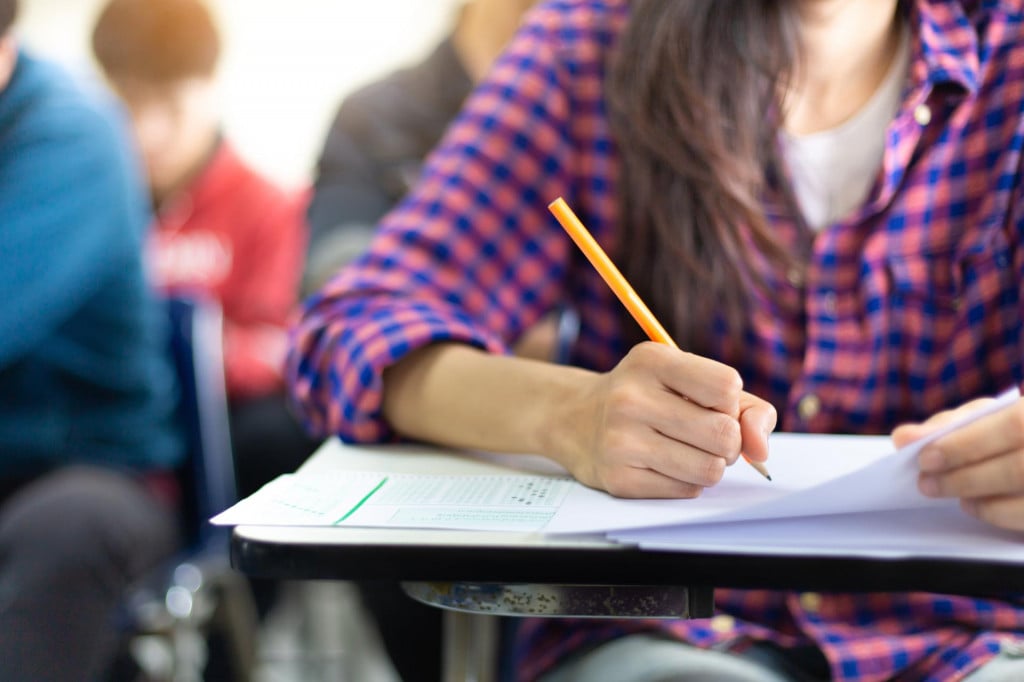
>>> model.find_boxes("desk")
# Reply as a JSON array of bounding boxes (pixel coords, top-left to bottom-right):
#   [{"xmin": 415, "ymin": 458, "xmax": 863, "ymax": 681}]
[
  {"xmin": 233, "ymin": 522, "xmax": 1019, "ymax": 596},
  {"xmin": 230, "ymin": 441, "xmax": 1024, "ymax": 681}
]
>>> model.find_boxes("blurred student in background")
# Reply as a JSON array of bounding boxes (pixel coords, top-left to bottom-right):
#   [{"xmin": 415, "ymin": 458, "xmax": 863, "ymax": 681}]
[
  {"xmin": 92, "ymin": 0, "xmax": 318, "ymax": 500},
  {"xmin": 0, "ymin": 0, "xmax": 184, "ymax": 678},
  {"xmin": 306, "ymin": 3, "xmax": 542, "ymax": 679},
  {"xmin": 305, "ymin": 0, "xmax": 540, "ymax": 295}
]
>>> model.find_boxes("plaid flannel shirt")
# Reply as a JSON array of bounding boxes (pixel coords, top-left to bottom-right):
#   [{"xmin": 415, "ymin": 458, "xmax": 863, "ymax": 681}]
[{"xmin": 290, "ymin": 0, "xmax": 1024, "ymax": 679}]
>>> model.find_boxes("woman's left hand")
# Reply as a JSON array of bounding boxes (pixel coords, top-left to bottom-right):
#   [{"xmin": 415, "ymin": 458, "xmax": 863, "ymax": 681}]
[{"xmin": 892, "ymin": 396, "xmax": 1024, "ymax": 531}]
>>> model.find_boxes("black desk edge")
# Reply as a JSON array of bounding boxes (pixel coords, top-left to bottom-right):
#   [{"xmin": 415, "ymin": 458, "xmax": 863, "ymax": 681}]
[{"xmin": 232, "ymin": 531, "xmax": 1020, "ymax": 599}]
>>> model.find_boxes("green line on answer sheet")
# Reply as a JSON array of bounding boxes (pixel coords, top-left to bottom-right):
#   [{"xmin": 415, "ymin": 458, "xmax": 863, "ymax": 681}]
[{"xmin": 334, "ymin": 477, "xmax": 389, "ymax": 524}]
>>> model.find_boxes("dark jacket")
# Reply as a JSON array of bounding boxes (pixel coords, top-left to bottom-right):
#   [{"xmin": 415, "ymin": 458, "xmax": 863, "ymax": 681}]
[{"xmin": 304, "ymin": 37, "xmax": 473, "ymax": 293}]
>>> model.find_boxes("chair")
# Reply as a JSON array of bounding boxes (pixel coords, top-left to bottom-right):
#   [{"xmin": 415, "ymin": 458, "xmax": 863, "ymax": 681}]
[{"xmin": 118, "ymin": 297, "xmax": 258, "ymax": 681}]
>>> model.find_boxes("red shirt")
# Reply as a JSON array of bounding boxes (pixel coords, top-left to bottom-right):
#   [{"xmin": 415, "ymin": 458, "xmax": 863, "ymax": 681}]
[{"xmin": 151, "ymin": 141, "xmax": 307, "ymax": 400}]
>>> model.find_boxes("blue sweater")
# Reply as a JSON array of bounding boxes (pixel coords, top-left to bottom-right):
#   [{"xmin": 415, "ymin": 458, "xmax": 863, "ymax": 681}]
[{"xmin": 0, "ymin": 52, "xmax": 183, "ymax": 473}]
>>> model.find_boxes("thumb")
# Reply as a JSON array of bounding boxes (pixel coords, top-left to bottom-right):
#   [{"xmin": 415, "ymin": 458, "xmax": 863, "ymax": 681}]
[
  {"xmin": 891, "ymin": 398, "xmax": 994, "ymax": 448},
  {"xmin": 891, "ymin": 423, "xmax": 929, "ymax": 449},
  {"xmin": 739, "ymin": 391, "xmax": 777, "ymax": 462}
]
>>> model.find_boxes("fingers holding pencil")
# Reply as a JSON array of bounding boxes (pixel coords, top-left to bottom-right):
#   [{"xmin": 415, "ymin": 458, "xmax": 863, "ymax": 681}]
[
  {"xmin": 548, "ymin": 196, "xmax": 774, "ymax": 484},
  {"xmin": 566, "ymin": 343, "xmax": 763, "ymax": 498}
]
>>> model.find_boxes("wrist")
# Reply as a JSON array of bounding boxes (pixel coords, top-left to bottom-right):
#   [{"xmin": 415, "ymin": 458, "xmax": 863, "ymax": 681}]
[{"xmin": 531, "ymin": 364, "xmax": 602, "ymax": 474}]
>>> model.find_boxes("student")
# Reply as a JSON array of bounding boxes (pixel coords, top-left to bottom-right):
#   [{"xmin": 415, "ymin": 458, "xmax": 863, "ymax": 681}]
[
  {"xmin": 91, "ymin": 0, "xmax": 318, "ymax": 499},
  {"xmin": 305, "ymin": 0, "xmax": 540, "ymax": 295},
  {"xmin": 0, "ymin": 0, "xmax": 184, "ymax": 678},
  {"xmin": 290, "ymin": 0, "xmax": 1024, "ymax": 680}
]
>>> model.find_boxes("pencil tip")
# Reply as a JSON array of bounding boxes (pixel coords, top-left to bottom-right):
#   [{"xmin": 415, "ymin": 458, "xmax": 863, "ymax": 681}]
[{"xmin": 766, "ymin": 475, "xmax": 773, "ymax": 481}]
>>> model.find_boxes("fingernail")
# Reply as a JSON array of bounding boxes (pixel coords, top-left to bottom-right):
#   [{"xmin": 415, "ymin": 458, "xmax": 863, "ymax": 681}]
[
  {"xmin": 918, "ymin": 447, "xmax": 944, "ymax": 472},
  {"xmin": 918, "ymin": 475, "xmax": 939, "ymax": 497}
]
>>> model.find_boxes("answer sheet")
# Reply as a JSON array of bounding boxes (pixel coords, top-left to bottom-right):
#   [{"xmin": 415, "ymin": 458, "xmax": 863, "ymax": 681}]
[{"xmin": 212, "ymin": 472, "xmax": 574, "ymax": 532}]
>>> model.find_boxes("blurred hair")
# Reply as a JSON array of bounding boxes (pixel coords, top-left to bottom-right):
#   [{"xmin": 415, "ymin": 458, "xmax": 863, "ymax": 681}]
[
  {"xmin": 92, "ymin": 0, "xmax": 220, "ymax": 83},
  {"xmin": 0, "ymin": 0, "xmax": 16, "ymax": 37}
]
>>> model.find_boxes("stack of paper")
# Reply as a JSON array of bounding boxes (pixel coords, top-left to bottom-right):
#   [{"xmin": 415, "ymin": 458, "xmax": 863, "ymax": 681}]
[{"xmin": 213, "ymin": 389, "xmax": 1024, "ymax": 561}]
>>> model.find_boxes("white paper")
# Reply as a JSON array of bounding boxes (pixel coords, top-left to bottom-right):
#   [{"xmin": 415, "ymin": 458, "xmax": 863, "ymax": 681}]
[
  {"xmin": 545, "ymin": 388, "xmax": 1020, "ymax": 534},
  {"xmin": 543, "ymin": 433, "xmax": 891, "ymax": 533},
  {"xmin": 212, "ymin": 472, "xmax": 574, "ymax": 532},
  {"xmin": 211, "ymin": 473, "xmax": 389, "ymax": 526},
  {"xmin": 613, "ymin": 505, "xmax": 1024, "ymax": 561},
  {"xmin": 214, "ymin": 388, "xmax": 1022, "ymax": 558}
]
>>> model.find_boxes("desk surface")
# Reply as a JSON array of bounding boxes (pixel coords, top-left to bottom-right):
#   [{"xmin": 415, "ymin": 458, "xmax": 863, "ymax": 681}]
[{"xmin": 231, "ymin": 440, "xmax": 1023, "ymax": 599}]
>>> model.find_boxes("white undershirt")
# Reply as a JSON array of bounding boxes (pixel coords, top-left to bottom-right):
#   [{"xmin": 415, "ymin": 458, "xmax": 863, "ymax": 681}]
[{"xmin": 781, "ymin": 27, "xmax": 910, "ymax": 231}]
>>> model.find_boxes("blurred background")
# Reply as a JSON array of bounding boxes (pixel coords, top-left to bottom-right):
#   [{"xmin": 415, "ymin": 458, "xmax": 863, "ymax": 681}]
[
  {"xmin": 16, "ymin": 0, "xmax": 463, "ymax": 188},
  {"xmin": 9, "ymin": 3, "xmax": 467, "ymax": 679}
]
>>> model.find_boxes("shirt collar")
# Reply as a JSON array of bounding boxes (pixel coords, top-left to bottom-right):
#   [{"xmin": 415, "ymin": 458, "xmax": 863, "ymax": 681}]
[{"xmin": 909, "ymin": 0, "xmax": 981, "ymax": 95}]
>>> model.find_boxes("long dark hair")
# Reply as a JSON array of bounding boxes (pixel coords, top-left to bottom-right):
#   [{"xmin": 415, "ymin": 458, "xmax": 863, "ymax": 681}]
[{"xmin": 607, "ymin": 0, "xmax": 804, "ymax": 354}]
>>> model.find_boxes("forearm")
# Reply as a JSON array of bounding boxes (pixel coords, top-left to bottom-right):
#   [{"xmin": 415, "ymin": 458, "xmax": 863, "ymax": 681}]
[
  {"xmin": 382, "ymin": 342, "xmax": 594, "ymax": 465},
  {"xmin": 380, "ymin": 341, "xmax": 776, "ymax": 498}
]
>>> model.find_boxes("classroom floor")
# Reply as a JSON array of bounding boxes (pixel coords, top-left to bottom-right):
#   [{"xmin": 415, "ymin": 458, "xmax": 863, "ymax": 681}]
[{"xmin": 252, "ymin": 581, "xmax": 399, "ymax": 682}]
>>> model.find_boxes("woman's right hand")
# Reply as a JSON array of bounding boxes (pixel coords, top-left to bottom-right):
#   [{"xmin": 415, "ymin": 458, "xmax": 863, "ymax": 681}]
[{"xmin": 546, "ymin": 342, "xmax": 776, "ymax": 498}]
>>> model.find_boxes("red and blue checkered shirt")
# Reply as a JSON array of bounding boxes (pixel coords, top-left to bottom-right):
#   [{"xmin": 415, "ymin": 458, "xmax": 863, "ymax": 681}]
[{"xmin": 290, "ymin": 0, "xmax": 1024, "ymax": 679}]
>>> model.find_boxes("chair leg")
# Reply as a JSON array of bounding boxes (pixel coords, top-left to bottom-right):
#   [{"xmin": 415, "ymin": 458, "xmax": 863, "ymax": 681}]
[
  {"xmin": 297, "ymin": 581, "xmax": 357, "ymax": 680},
  {"xmin": 210, "ymin": 572, "xmax": 260, "ymax": 681},
  {"xmin": 170, "ymin": 623, "xmax": 208, "ymax": 682},
  {"xmin": 442, "ymin": 611, "xmax": 498, "ymax": 682}
]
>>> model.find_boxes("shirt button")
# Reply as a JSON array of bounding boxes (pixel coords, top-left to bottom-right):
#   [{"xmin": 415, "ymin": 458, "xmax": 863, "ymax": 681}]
[
  {"xmin": 822, "ymin": 291, "xmax": 837, "ymax": 317},
  {"xmin": 709, "ymin": 614, "xmax": 735, "ymax": 633},
  {"xmin": 914, "ymin": 103, "xmax": 932, "ymax": 126},
  {"xmin": 786, "ymin": 268, "xmax": 804, "ymax": 287},
  {"xmin": 798, "ymin": 394, "xmax": 821, "ymax": 421},
  {"xmin": 799, "ymin": 592, "xmax": 823, "ymax": 613}
]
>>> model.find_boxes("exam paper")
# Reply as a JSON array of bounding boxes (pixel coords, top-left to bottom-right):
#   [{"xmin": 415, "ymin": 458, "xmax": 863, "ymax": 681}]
[
  {"xmin": 213, "ymin": 388, "xmax": 1020, "ymax": 546},
  {"xmin": 611, "ymin": 505, "xmax": 1024, "ymax": 561},
  {"xmin": 542, "ymin": 433, "xmax": 892, "ymax": 533},
  {"xmin": 211, "ymin": 472, "xmax": 574, "ymax": 532},
  {"xmin": 544, "ymin": 387, "xmax": 1020, "ymax": 534}
]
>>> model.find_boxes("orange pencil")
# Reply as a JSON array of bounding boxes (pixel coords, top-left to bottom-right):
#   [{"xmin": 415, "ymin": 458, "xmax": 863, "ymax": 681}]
[{"xmin": 548, "ymin": 196, "xmax": 772, "ymax": 482}]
